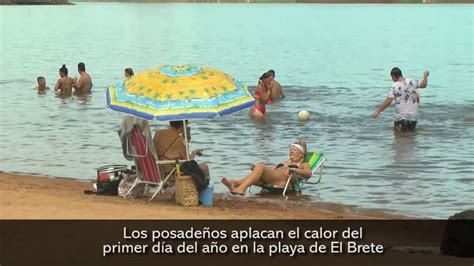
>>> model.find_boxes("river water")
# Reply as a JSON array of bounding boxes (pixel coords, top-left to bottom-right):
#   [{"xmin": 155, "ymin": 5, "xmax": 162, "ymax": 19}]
[{"xmin": 0, "ymin": 3, "xmax": 473, "ymax": 218}]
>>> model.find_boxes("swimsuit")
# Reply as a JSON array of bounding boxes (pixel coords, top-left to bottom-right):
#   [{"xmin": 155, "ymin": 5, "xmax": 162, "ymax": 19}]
[
  {"xmin": 253, "ymin": 103, "xmax": 266, "ymax": 115},
  {"xmin": 274, "ymin": 162, "xmax": 304, "ymax": 190},
  {"xmin": 275, "ymin": 163, "xmax": 299, "ymax": 169},
  {"xmin": 253, "ymin": 90, "xmax": 270, "ymax": 115},
  {"xmin": 267, "ymin": 96, "xmax": 273, "ymax": 105}
]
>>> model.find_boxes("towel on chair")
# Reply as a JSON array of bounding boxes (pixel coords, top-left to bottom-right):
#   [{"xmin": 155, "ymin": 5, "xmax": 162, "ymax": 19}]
[{"xmin": 118, "ymin": 116, "xmax": 158, "ymax": 161}]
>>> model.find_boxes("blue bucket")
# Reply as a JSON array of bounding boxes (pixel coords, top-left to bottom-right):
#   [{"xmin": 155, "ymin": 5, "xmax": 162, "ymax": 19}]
[{"xmin": 199, "ymin": 184, "xmax": 214, "ymax": 207}]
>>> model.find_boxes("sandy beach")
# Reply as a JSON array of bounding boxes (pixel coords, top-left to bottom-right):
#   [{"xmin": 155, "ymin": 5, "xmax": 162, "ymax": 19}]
[
  {"xmin": 0, "ymin": 171, "xmax": 403, "ymax": 219},
  {"xmin": 2, "ymin": 171, "xmax": 473, "ymax": 266}
]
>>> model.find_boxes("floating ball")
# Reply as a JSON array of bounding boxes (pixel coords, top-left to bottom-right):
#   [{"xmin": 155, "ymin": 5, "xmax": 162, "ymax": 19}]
[{"xmin": 298, "ymin": 110, "xmax": 310, "ymax": 121}]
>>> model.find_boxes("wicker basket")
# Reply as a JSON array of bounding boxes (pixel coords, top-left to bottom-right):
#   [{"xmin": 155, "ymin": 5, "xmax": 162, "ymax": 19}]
[{"xmin": 175, "ymin": 175, "xmax": 198, "ymax": 206}]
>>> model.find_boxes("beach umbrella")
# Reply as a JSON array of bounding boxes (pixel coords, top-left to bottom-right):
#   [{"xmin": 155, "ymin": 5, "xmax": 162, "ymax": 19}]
[
  {"xmin": 107, "ymin": 64, "xmax": 255, "ymax": 159},
  {"xmin": 106, "ymin": 64, "xmax": 255, "ymax": 121}
]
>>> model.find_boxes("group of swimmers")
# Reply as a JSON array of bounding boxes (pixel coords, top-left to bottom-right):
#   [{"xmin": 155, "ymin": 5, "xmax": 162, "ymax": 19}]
[
  {"xmin": 34, "ymin": 62, "xmax": 93, "ymax": 97},
  {"xmin": 35, "ymin": 64, "xmax": 136, "ymax": 97}
]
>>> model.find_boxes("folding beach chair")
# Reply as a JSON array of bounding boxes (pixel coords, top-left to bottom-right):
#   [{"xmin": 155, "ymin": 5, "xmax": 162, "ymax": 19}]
[
  {"xmin": 124, "ymin": 125, "xmax": 174, "ymax": 201},
  {"xmin": 258, "ymin": 152, "xmax": 327, "ymax": 197}
]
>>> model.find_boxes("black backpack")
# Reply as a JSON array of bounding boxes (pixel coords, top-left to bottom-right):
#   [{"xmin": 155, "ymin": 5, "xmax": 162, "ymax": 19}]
[
  {"xmin": 180, "ymin": 160, "xmax": 209, "ymax": 191},
  {"xmin": 96, "ymin": 176, "xmax": 122, "ymax": 196}
]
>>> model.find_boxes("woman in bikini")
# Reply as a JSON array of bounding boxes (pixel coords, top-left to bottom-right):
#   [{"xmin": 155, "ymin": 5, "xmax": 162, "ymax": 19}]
[
  {"xmin": 153, "ymin": 120, "xmax": 209, "ymax": 181},
  {"xmin": 250, "ymin": 72, "xmax": 272, "ymax": 119},
  {"xmin": 221, "ymin": 140, "xmax": 311, "ymax": 195},
  {"xmin": 54, "ymin": 64, "xmax": 75, "ymax": 97}
]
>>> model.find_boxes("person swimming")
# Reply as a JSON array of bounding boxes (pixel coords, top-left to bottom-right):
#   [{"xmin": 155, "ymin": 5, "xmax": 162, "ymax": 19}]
[
  {"xmin": 73, "ymin": 62, "xmax": 93, "ymax": 94},
  {"xmin": 266, "ymin": 69, "xmax": 285, "ymax": 101},
  {"xmin": 34, "ymin": 76, "xmax": 50, "ymax": 93},
  {"xmin": 124, "ymin": 68, "xmax": 134, "ymax": 79},
  {"xmin": 54, "ymin": 64, "xmax": 74, "ymax": 97},
  {"xmin": 250, "ymin": 72, "xmax": 272, "ymax": 119}
]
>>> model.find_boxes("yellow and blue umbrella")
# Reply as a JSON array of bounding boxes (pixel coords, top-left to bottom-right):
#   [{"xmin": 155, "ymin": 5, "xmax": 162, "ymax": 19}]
[{"xmin": 106, "ymin": 65, "xmax": 255, "ymax": 120}]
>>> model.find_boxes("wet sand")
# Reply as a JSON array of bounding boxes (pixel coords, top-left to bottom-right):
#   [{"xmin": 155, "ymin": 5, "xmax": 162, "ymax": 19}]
[{"xmin": 0, "ymin": 171, "xmax": 402, "ymax": 219}]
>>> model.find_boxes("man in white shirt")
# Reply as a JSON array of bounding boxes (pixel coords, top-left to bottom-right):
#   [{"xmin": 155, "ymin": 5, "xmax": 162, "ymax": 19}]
[{"xmin": 372, "ymin": 67, "xmax": 430, "ymax": 131}]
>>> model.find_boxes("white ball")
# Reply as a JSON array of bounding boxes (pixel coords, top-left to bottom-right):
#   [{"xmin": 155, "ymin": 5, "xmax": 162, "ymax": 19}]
[{"xmin": 298, "ymin": 110, "xmax": 310, "ymax": 121}]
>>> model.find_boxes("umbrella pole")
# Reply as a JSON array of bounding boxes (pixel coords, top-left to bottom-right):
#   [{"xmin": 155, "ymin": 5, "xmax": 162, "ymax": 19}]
[{"xmin": 183, "ymin": 120, "xmax": 190, "ymax": 160}]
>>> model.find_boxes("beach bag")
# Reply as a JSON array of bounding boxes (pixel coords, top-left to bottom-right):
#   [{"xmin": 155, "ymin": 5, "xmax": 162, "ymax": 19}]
[
  {"xmin": 180, "ymin": 160, "xmax": 208, "ymax": 191},
  {"xmin": 95, "ymin": 165, "xmax": 127, "ymax": 196}
]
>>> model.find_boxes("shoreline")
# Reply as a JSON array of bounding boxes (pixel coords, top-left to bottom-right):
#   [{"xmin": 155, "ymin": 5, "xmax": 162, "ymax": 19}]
[
  {"xmin": 3, "ymin": 171, "xmax": 474, "ymax": 265},
  {"xmin": 0, "ymin": 171, "xmax": 408, "ymax": 219}
]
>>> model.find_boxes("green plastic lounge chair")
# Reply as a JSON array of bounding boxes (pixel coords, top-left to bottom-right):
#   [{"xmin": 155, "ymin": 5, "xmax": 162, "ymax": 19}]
[{"xmin": 258, "ymin": 152, "xmax": 327, "ymax": 197}]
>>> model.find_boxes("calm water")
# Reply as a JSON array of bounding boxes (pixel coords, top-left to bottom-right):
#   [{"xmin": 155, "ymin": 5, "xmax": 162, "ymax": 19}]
[{"xmin": 0, "ymin": 3, "xmax": 473, "ymax": 218}]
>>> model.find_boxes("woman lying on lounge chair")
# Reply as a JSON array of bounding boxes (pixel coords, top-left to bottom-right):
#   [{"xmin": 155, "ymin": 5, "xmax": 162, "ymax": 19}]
[{"xmin": 221, "ymin": 140, "xmax": 312, "ymax": 195}]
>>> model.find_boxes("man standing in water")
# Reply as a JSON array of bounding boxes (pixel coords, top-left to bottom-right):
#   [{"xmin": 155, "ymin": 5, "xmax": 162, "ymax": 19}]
[
  {"xmin": 372, "ymin": 67, "xmax": 430, "ymax": 131},
  {"xmin": 266, "ymin": 69, "xmax": 285, "ymax": 101},
  {"xmin": 73, "ymin": 62, "xmax": 93, "ymax": 93}
]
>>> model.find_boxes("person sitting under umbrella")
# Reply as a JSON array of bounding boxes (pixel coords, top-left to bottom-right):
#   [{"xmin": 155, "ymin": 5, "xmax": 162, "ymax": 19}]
[
  {"xmin": 221, "ymin": 140, "xmax": 311, "ymax": 195},
  {"xmin": 153, "ymin": 120, "xmax": 209, "ymax": 181}
]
